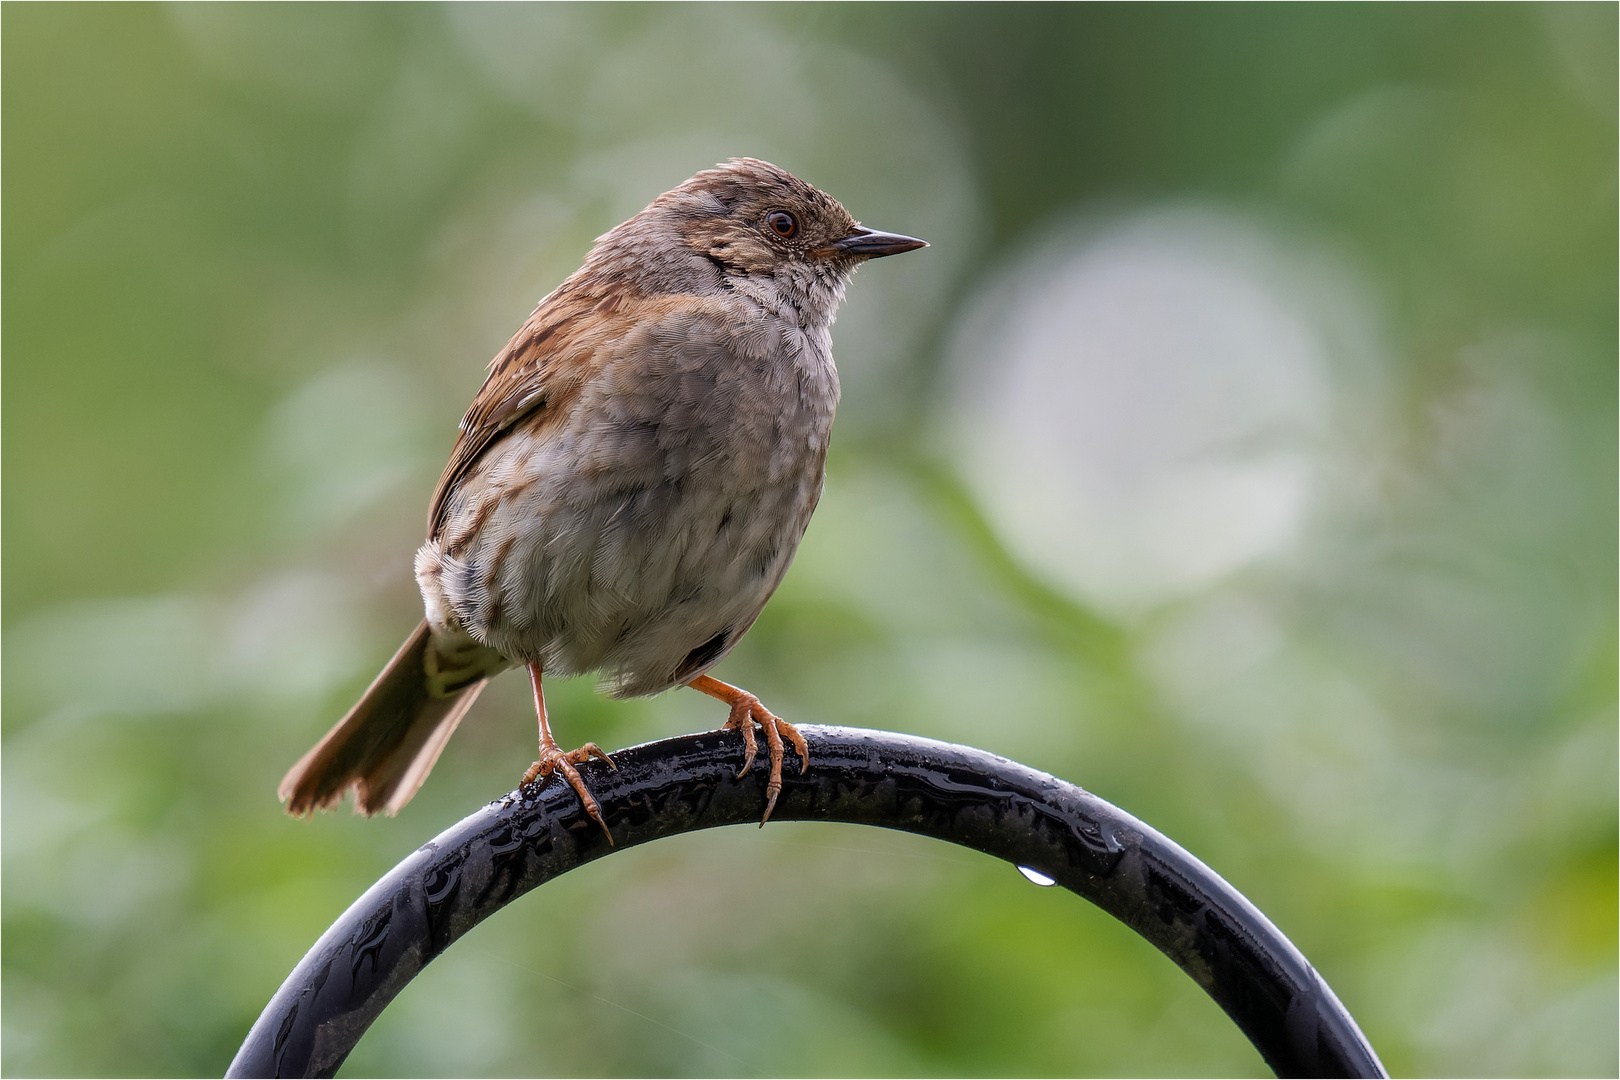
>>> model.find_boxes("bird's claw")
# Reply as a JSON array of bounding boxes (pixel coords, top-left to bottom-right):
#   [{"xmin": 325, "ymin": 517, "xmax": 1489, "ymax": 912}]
[
  {"xmin": 522, "ymin": 741, "xmax": 616, "ymax": 845},
  {"xmin": 720, "ymin": 695, "xmax": 808, "ymax": 825}
]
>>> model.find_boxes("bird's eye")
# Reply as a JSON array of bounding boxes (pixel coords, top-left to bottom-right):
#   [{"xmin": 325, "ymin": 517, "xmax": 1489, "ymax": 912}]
[{"xmin": 765, "ymin": 211, "xmax": 797, "ymax": 239}]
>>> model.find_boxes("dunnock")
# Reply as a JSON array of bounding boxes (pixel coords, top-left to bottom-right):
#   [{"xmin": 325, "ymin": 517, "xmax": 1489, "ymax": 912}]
[{"xmin": 280, "ymin": 159, "xmax": 926, "ymax": 837}]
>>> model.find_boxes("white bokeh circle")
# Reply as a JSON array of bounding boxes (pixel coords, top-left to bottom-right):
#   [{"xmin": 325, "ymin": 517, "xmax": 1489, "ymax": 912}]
[{"xmin": 943, "ymin": 208, "xmax": 1365, "ymax": 615}]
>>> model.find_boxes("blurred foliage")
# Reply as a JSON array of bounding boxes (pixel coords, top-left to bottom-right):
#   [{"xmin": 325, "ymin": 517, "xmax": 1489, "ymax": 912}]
[{"xmin": 3, "ymin": 4, "xmax": 1614, "ymax": 1077}]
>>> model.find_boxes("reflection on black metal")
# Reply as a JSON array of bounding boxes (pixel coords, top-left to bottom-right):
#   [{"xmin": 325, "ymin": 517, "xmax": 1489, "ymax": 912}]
[{"xmin": 227, "ymin": 726, "xmax": 1388, "ymax": 1079}]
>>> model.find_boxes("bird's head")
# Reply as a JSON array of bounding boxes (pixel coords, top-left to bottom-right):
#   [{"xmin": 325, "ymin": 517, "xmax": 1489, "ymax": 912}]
[
  {"xmin": 669, "ymin": 158, "xmax": 927, "ymax": 277},
  {"xmin": 586, "ymin": 159, "xmax": 926, "ymax": 324}
]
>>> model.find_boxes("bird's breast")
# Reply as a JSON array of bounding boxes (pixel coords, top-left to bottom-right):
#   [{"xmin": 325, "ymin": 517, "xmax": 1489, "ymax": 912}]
[{"xmin": 423, "ymin": 303, "xmax": 839, "ymax": 692}]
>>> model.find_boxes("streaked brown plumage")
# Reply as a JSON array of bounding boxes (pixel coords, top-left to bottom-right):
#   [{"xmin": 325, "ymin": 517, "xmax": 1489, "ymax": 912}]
[{"xmin": 280, "ymin": 159, "xmax": 926, "ymax": 834}]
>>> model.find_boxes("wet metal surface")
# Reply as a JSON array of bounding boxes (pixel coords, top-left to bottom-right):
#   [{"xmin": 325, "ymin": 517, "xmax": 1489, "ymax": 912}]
[{"xmin": 227, "ymin": 726, "xmax": 1387, "ymax": 1079}]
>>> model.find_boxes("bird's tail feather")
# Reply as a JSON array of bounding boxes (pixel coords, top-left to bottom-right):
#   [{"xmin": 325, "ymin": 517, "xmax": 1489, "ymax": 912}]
[{"xmin": 279, "ymin": 621, "xmax": 487, "ymax": 817}]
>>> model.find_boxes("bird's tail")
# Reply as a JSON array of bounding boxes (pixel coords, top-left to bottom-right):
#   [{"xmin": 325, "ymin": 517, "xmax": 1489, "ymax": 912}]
[{"xmin": 279, "ymin": 621, "xmax": 495, "ymax": 817}]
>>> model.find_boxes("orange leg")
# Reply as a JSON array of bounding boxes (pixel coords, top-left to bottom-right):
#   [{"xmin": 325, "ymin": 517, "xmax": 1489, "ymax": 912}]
[
  {"xmin": 687, "ymin": 675, "xmax": 808, "ymax": 825},
  {"xmin": 519, "ymin": 662, "xmax": 615, "ymax": 844}
]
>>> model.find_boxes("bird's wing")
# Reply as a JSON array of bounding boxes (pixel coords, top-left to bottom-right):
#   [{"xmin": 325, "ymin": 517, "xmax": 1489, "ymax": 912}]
[
  {"xmin": 428, "ymin": 276, "xmax": 741, "ymax": 539},
  {"xmin": 428, "ymin": 281, "xmax": 645, "ymax": 539}
]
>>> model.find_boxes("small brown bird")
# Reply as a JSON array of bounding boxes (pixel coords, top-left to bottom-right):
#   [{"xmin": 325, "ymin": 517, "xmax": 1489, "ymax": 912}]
[{"xmin": 279, "ymin": 159, "xmax": 926, "ymax": 836}]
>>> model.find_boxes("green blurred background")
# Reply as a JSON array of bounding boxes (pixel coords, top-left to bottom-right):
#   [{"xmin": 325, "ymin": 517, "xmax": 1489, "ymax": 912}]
[{"xmin": 4, "ymin": 3, "xmax": 1615, "ymax": 1076}]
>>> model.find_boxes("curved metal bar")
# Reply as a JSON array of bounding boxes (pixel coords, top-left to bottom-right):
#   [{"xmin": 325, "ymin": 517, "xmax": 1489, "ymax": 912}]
[{"xmin": 227, "ymin": 726, "xmax": 1387, "ymax": 1079}]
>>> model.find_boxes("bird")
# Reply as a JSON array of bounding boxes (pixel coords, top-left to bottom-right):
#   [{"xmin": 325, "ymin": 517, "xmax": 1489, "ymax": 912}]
[{"xmin": 278, "ymin": 158, "xmax": 927, "ymax": 839}]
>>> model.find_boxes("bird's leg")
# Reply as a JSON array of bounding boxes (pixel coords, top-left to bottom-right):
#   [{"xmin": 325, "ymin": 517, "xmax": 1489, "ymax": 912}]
[
  {"xmin": 687, "ymin": 675, "xmax": 808, "ymax": 825},
  {"xmin": 520, "ymin": 662, "xmax": 615, "ymax": 844}
]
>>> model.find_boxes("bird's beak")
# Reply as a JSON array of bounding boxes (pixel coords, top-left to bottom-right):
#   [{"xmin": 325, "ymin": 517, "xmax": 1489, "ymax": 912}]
[{"xmin": 824, "ymin": 225, "xmax": 929, "ymax": 259}]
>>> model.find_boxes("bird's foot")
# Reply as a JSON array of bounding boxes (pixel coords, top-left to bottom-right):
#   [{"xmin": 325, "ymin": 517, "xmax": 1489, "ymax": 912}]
[
  {"xmin": 521, "ymin": 739, "xmax": 616, "ymax": 844},
  {"xmin": 689, "ymin": 676, "xmax": 807, "ymax": 824}
]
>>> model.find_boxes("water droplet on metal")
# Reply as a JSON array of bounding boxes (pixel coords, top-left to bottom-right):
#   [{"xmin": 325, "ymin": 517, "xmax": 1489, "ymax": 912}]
[{"xmin": 1017, "ymin": 865, "xmax": 1056, "ymax": 886}]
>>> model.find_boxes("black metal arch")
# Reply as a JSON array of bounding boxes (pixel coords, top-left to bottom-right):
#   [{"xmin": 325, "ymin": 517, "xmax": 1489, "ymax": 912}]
[{"xmin": 226, "ymin": 726, "xmax": 1387, "ymax": 1079}]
